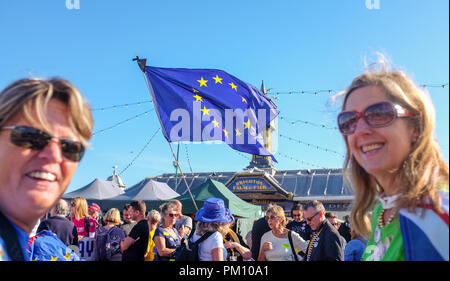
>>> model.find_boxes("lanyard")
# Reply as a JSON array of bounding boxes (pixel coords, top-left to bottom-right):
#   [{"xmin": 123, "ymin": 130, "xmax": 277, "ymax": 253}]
[{"xmin": 306, "ymin": 226, "xmax": 324, "ymax": 261}]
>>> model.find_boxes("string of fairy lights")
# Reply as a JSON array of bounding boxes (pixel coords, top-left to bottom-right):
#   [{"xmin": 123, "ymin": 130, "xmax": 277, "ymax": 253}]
[{"xmin": 91, "ymin": 82, "xmax": 447, "ymax": 172}]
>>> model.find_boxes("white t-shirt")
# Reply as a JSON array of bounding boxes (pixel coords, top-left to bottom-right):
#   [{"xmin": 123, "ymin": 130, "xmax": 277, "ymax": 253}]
[
  {"xmin": 260, "ymin": 230, "xmax": 307, "ymax": 261},
  {"xmin": 191, "ymin": 231, "xmax": 227, "ymax": 261}
]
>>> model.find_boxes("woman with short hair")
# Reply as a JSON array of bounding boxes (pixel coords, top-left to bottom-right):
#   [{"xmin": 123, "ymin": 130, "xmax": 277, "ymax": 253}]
[{"xmin": 258, "ymin": 205, "xmax": 307, "ymax": 261}]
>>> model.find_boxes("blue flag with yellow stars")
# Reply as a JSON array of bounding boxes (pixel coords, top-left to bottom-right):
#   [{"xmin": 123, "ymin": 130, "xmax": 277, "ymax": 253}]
[
  {"xmin": 145, "ymin": 66, "xmax": 279, "ymax": 161},
  {"xmin": 28, "ymin": 231, "xmax": 81, "ymax": 261}
]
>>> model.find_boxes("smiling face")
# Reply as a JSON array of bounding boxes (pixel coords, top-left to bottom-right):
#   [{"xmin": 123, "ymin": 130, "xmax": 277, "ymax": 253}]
[
  {"xmin": 0, "ymin": 99, "xmax": 79, "ymax": 231},
  {"xmin": 343, "ymin": 86, "xmax": 416, "ymax": 186}
]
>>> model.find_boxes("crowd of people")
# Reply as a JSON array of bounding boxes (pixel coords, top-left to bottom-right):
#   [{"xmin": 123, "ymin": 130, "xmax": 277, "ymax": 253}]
[
  {"xmin": 0, "ymin": 57, "xmax": 448, "ymax": 261},
  {"xmin": 20, "ymin": 196, "xmax": 369, "ymax": 261}
]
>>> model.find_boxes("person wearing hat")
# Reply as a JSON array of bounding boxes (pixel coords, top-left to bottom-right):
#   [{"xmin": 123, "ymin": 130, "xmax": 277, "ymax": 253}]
[
  {"xmin": 88, "ymin": 203, "xmax": 103, "ymax": 227},
  {"xmin": 190, "ymin": 198, "xmax": 233, "ymax": 261}
]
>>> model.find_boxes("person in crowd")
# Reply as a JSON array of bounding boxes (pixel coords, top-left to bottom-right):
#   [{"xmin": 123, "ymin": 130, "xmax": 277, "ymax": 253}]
[
  {"xmin": 223, "ymin": 220, "xmax": 250, "ymax": 261},
  {"xmin": 88, "ymin": 203, "xmax": 103, "ymax": 227},
  {"xmin": 258, "ymin": 205, "xmax": 307, "ymax": 261},
  {"xmin": 172, "ymin": 200, "xmax": 193, "ymax": 238},
  {"xmin": 325, "ymin": 212, "xmax": 347, "ymax": 249},
  {"xmin": 0, "ymin": 78, "xmax": 93, "ymax": 261},
  {"xmin": 303, "ymin": 200, "xmax": 344, "ymax": 261},
  {"xmin": 344, "ymin": 223, "xmax": 367, "ymax": 261},
  {"xmin": 94, "ymin": 208, "xmax": 125, "ymax": 261},
  {"xmin": 336, "ymin": 58, "xmax": 449, "ymax": 261},
  {"xmin": 144, "ymin": 209, "xmax": 161, "ymax": 261},
  {"xmin": 120, "ymin": 200, "xmax": 149, "ymax": 261},
  {"xmin": 37, "ymin": 199, "xmax": 78, "ymax": 248},
  {"xmin": 190, "ymin": 197, "xmax": 233, "ymax": 261},
  {"xmin": 250, "ymin": 214, "xmax": 270, "ymax": 261},
  {"xmin": 245, "ymin": 231, "xmax": 252, "ymax": 250},
  {"xmin": 70, "ymin": 197, "xmax": 98, "ymax": 241},
  {"xmin": 338, "ymin": 215, "xmax": 351, "ymax": 243},
  {"xmin": 286, "ymin": 203, "xmax": 312, "ymax": 241},
  {"xmin": 120, "ymin": 203, "xmax": 137, "ymax": 236},
  {"xmin": 154, "ymin": 202, "xmax": 182, "ymax": 261}
]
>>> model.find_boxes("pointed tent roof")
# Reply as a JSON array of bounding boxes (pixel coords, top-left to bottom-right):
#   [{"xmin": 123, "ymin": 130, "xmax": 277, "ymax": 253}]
[
  {"xmin": 62, "ymin": 178, "xmax": 124, "ymax": 200},
  {"xmin": 152, "ymin": 178, "xmax": 262, "ymax": 219},
  {"xmin": 100, "ymin": 178, "xmax": 180, "ymax": 210}
]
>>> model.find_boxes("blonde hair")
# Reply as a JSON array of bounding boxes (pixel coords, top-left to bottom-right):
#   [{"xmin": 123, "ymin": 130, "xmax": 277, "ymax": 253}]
[
  {"xmin": 195, "ymin": 221, "xmax": 229, "ymax": 237},
  {"xmin": 159, "ymin": 202, "xmax": 179, "ymax": 225},
  {"xmin": 337, "ymin": 59, "xmax": 449, "ymax": 238},
  {"xmin": 266, "ymin": 204, "xmax": 287, "ymax": 227},
  {"xmin": 0, "ymin": 78, "xmax": 94, "ymax": 146},
  {"xmin": 71, "ymin": 197, "xmax": 89, "ymax": 220},
  {"xmin": 147, "ymin": 209, "xmax": 161, "ymax": 224},
  {"xmin": 103, "ymin": 208, "xmax": 122, "ymax": 225}
]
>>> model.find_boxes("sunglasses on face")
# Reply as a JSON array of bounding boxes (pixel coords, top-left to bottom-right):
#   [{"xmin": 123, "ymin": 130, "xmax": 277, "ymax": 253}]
[
  {"xmin": 168, "ymin": 213, "xmax": 179, "ymax": 218},
  {"xmin": 337, "ymin": 101, "xmax": 415, "ymax": 135},
  {"xmin": 1, "ymin": 125, "xmax": 85, "ymax": 162},
  {"xmin": 265, "ymin": 215, "xmax": 278, "ymax": 221},
  {"xmin": 306, "ymin": 212, "xmax": 319, "ymax": 222}
]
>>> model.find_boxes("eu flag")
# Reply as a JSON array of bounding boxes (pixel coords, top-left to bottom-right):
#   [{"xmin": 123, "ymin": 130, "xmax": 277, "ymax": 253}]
[{"xmin": 145, "ymin": 66, "xmax": 279, "ymax": 160}]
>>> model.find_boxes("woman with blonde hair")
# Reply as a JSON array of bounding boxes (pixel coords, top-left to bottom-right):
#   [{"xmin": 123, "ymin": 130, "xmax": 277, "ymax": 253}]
[
  {"xmin": 191, "ymin": 198, "xmax": 234, "ymax": 261},
  {"xmin": 94, "ymin": 208, "xmax": 125, "ymax": 261},
  {"xmin": 336, "ymin": 58, "xmax": 449, "ymax": 260},
  {"xmin": 0, "ymin": 78, "xmax": 93, "ymax": 261},
  {"xmin": 154, "ymin": 202, "xmax": 181, "ymax": 261},
  {"xmin": 70, "ymin": 197, "xmax": 98, "ymax": 241},
  {"xmin": 144, "ymin": 209, "xmax": 161, "ymax": 261},
  {"xmin": 258, "ymin": 205, "xmax": 307, "ymax": 261}
]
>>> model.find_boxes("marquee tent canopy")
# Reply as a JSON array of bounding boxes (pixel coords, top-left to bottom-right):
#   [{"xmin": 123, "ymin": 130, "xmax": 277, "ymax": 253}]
[
  {"xmin": 62, "ymin": 178, "xmax": 124, "ymax": 203},
  {"xmin": 100, "ymin": 178, "xmax": 180, "ymax": 210}
]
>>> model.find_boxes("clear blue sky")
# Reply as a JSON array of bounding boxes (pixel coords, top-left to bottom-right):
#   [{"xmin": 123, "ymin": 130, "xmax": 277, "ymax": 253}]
[{"xmin": 0, "ymin": 0, "xmax": 448, "ymax": 193}]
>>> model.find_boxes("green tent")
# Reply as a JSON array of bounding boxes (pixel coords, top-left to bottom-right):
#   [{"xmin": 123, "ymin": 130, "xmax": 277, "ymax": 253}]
[{"xmin": 150, "ymin": 178, "xmax": 262, "ymax": 219}]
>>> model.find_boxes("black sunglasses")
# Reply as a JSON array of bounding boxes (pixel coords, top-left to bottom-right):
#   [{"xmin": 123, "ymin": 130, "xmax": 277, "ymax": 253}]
[
  {"xmin": 1, "ymin": 125, "xmax": 85, "ymax": 162},
  {"xmin": 337, "ymin": 101, "xmax": 415, "ymax": 135},
  {"xmin": 305, "ymin": 212, "xmax": 319, "ymax": 222}
]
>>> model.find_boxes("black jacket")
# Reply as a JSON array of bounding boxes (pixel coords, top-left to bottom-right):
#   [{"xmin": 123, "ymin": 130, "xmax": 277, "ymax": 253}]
[
  {"xmin": 304, "ymin": 220, "xmax": 344, "ymax": 261},
  {"xmin": 37, "ymin": 215, "xmax": 78, "ymax": 247}
]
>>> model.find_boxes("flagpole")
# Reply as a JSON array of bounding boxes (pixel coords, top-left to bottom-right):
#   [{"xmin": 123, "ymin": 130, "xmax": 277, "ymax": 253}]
[{"xmin": 133, "ymin": 56, "xmax": 199, "ymax": 211}]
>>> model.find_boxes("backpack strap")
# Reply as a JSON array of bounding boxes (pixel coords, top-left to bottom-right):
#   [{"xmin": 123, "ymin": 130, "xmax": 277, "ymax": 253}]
[
  {"xmin": 287, "ymin": 230, "xmax": 299, "ymax": 261},
  {"xmin": 194, "ymin": 231, "xmax": 215, "ymax": 245},
  {"xmin": 0, "ymin": 211, "xmax": 25, "ymax": 261}
]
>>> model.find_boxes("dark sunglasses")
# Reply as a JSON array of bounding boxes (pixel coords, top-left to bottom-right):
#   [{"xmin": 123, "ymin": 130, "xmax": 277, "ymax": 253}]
[
  {"xmin": 1, "ymin": 125, "xmax": 85, "ymax": 162},
  {"xmin": 168, "ymin": 213, "xmax": 179, "ymax": 218},
  {"xmin": 305, "ymin": 212, "xmax": 319, "ymax": 222},
  {"xmin": 337, "ymin": 101, "xmax": 415, "ymax": 135},
  {"xmin": 265, "ymin": 215, "xmax": 278, "ymax": 221}
]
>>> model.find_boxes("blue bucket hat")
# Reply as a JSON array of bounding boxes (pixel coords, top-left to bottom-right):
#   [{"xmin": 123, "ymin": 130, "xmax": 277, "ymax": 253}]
[{"xmin": 194, "ymin": 198, "xmax": 234, "ymax": 223}]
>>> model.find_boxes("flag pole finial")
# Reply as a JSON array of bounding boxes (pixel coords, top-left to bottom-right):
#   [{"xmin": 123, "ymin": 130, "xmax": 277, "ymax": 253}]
[{"xmin": 132, "ymin": 56, "xmax": 147, "ymax": 73}]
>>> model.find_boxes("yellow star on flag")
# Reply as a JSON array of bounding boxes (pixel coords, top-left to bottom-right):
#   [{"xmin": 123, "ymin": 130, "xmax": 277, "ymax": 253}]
[
  {"xmin": 201, "ymin": 106, "xmax": 210, "ymax": 116},
  {"xmin": 244, "ymin": 120, "xmax": 250, "ymax": 129},
  {"xmin": 212, "ymin": 75, "xmax": 223, "ymax": 84},
  {"xmin": 197, "ymin": 77, "xmax": 208, "ymax": 87},
  {"xmin": 193, "ymin": 94, "xmax": 203, "ymax": 102},
  {"xmin": 64, "ymin": 252, "xmax": 72, "ymax": 260},
  {"xmin": 229, "ymin": 82, "xmax": 237, "ymax": 91},
  {"xmin": 235, "ymin": 128, "xmax": 242, "ymax": 136},
  {"xmin": 212, "ymin": 119, "xmax": 220, "ymax": 128},
  {"xmin": 241, "ymin": 97, "xmax": 247, "ymax": 104},
  {"xmin": 50, "ymin": 256, "xmax": 58, "ymax": 261},
  {"xmin": 223, "ymin": 129, "xmax": 229, "ymax": 138},
  {"xmin": 192, "ymin": 88, "xmax": 199, "ymax": 93}
]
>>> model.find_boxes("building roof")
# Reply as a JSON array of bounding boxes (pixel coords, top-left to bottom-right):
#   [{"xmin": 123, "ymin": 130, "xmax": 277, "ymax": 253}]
[{"xmin": 148, "ymin": 168, "xmax": 354, "ymax": 201}]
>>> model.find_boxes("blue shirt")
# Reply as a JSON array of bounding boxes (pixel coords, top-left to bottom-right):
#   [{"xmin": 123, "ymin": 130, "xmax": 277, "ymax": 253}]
[
  {"xmin": 344, "ymin": 237, "xmax": 367, "ymax": 261},
  {"xmin": 0, "ymin": 218, "xmax": 31, "ymax": 261}
]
